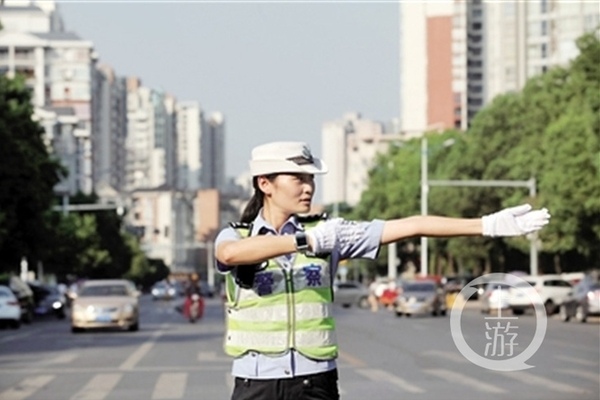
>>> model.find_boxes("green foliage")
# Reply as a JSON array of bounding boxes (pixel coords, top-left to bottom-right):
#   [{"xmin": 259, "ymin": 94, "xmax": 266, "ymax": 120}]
[
  {"xmin": 0, "ymin": 75, "xmax": 65, "ymax": 271},
  {"xmin": 126, "ymin": 256, "xmax": 170, "ymax": 291},
  {"xmin": 0, "ymin": 75, "xmax": 155, "ymax": 283},
  {"xmin": 348, "ymin": 31, "xmax": 600, "ymax": 275}
]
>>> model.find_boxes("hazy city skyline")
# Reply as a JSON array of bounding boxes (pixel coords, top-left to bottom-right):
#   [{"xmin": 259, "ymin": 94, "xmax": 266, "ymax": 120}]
[{"xmin": 58, "ymin": 2, "xmax": 401, "ymax": 178}]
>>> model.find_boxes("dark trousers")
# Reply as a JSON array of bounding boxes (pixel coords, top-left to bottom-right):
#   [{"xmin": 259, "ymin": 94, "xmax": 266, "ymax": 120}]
[{"xmin": 231, "ymin": 369, "xmax": 339, "ymax": 400}]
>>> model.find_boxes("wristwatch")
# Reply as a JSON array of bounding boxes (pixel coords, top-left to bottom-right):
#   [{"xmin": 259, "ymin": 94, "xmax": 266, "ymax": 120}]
[{"xmin": 294, "ymin": 231, "xmax": 309, "ymax": 254}]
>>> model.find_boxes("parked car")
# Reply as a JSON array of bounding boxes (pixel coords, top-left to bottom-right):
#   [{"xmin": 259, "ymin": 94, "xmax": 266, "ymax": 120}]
[
  {"xmin": 71, "ymin": 279, "xmax": 140, "ymax": 333},
  {"xmin": 444, "ymin": 275, "xmax": 478, "ymax": 300},
  {"xmin": 0, "ymin": 285, "xmax": 21, "ymax": 329},
  {"xmin": 559, "ymin": 277, "xmax": 600, "ymax": 323},
  {"xmin": 508, "ymin": 275, "xmax": 572, "ymax": 315},
  {"xmin": 333, "ymin": 281, "xmax": 369, "ymax": 308},
  {"xmin": 395, "ymin": 280, "xmax": 446, "ymax": 317},
  {"xmin": 0, "ymin": 276, "xmax": 34, "ymax": 323},
  {"xmin": 28, "ymin": 282, "xmax": 67, "ymax": 319},
  {"xmin": 480, "ymin": 282, "xmax": 511, "ymax": 314}
]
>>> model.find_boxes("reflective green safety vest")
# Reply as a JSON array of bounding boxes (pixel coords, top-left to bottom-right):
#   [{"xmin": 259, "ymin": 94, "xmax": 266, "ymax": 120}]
[{"xmin": 224, "ymin": 218, "xmax": 337, "ymax": 361}]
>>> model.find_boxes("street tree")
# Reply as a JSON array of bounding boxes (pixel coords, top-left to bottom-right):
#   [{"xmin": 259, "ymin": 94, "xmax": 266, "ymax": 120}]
[{"xmin": 0, "ymin": 75, "xmax": 64, "ymax": 272}]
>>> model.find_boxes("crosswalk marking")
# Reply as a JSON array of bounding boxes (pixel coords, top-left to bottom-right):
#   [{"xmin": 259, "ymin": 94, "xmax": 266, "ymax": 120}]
[
  {"xmin": 198, "ymin": 351, "xmax": 217, "ymax": 361},
  {"xmin": 152, "ymin": 373, "xmax": 187, "ymax": 399},
  {"xmin": 556, "ymin": 368, "xmax": 600, "ymax": 383},
  {"xmin": 355, "ymin": 368, "xmax": 425, "ymax": 393},
  {"xmin": 45, "ymin": 353, "xmax": 79, "ymax": 365},
  {"xmin": 423, "ymin": 369, "xmax": 505, "ymax": 393},
  {"xmin": 554, "ymin": 354, "xmax": 598, "ymax": 367},
  {"xmin": 338, "ymin": 350, "xmax": 367, "ymax": 367},
  {"xmin": 225, "ymin": 373, "xmax": 234, "ymax": 393},
  {"xmin": 197, "ymin": 351, "xmax": 230, "ymax": 362},
  {"xmin": 500, "ymin": 370, "xmax": 588, "ymax": 394},
  {"xmin": 422, "ymin": 349, "xmax": 468, "ymax": 364},
  {"xmin": 0, "ymin": 375, "xmax": 55, "ymax": 400},
  {"xmin": 120, "ymin": 329, "xmax": 165, "ymax": 370},
  {"xmin": 70, "ymin": 373, "xmax": 122, "ymax": 400}
]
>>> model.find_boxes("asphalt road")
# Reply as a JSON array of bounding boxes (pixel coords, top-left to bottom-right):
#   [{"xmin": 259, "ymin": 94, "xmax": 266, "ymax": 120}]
[{"xmin": 0, "ymin": 295, "xmax": 598, "ymax": 400}]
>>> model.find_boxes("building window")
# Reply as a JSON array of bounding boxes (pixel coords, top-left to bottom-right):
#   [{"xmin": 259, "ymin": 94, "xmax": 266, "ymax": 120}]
[
  {"xmin": 541, "ymin": 0, "xmax": 548, "ymax": 13},
  {"xmin": 541, "ymin": 43, "xmax": 547, "ymax": 58},
  {"xmin": 541, "ymin": 20, "xmax": 548, "ymax": 36}
]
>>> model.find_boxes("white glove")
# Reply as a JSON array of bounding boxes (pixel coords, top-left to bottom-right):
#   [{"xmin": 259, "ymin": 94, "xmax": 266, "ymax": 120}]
[
  {"xmin": 306, "ymin": 218, "xmax": 342, "ymax": 253},
  {"xmin": 482, "ymin": 204, "xmax": 550, "ymax": 237}
]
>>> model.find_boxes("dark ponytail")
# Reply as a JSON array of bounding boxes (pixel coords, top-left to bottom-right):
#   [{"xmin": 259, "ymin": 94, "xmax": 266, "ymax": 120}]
[{"xmin": 240, "ymin": 174, "xmax": 277, "ymax": 223}]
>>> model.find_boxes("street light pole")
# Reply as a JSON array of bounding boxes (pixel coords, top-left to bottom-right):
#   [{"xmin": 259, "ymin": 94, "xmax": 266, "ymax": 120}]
[
  {"xmin": 420, "ymin": 137, "xmax": 429, "ymax": 277},
  {"xmin": 428, "ymin": 178, "xmax": 539, "ymax": 276}
]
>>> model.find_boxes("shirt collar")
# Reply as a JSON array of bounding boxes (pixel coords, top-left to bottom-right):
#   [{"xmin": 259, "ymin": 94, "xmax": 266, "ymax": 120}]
[{"xmin": 251, "ymin": 209, "xmax": 303, "ymax": 236}]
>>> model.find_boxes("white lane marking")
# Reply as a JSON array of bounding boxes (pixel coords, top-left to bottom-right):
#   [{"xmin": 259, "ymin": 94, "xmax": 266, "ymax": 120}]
[
  {"xmin": 500, "ymin": 370, "xmax": 589, "ymax": 394},
  {"xmin": 69, "ymin": 373, "xmax": 122, "ymax": 400},
  {"xmin": 44, "ymin": 353, "xmax": 79, "ymax": 365},
  {"xmin": 198, "ymin": 351, "xmax": 217, "ymax": 361},
  {"xmin": 555, "ymin": 354, "xmax": 598, "ymax": 367},
  {"xmin": 422, "ymin": 349, "xmax": 469, "ymax": 364},
  {"xmin": 556, "ymin": 368, "xmax": 600, "ymax": 383},
  {"xmin": 119, "ymin": 342, "xmax": 154, "ymax": 370},
  {"xmin": 225, "ymin": 373, "xmax": 234, "ymax": 393},
  {"xmin": 355, "ymin": 368, "xmax": 425, "ymax": 393},
  {"xmin": 119, "ymin": 329, "xmax": 164, "ymax": 370},
  {"xmin": 0, "ymin": 330, "xmax": 35, "ymax": 344},
  {"xmin": 0, "ymin": 375, "xmax": 55, "ymax": 400},
  {"xmin": 197, "ymin": 351, "xmax": 231, "ymax": 363},
  {"xmin": 424, "ymin": 369, "xmax": 505, "ymax": 393},
  {"xmin": 152, "ymin": 373, "xmax": 187, "ymax": 399},
  {"xmin": 338, "ymin": 350, "xmax": 366, "ymax": 367}
]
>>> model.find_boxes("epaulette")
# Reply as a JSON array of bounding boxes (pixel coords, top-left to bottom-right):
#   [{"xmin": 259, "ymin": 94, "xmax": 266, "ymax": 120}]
[
  {"xmin": 229, "ymin": 222, "xmax": 252, "ymax": 229},
  {"xmin": 296, "ymin": 212, "xmax": 328, "ymax": 224}
]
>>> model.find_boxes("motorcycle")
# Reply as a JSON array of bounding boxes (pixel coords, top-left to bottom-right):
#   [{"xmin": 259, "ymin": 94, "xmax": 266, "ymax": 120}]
[{"xmin": 185, "ymin": 293, "xmax": 204, "ymax": 323}]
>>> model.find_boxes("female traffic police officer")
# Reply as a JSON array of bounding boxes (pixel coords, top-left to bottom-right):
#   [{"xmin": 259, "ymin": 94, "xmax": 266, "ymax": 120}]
[{"xmin": 214, "ymin": 141, "xmax": 550, "ymax": 400}]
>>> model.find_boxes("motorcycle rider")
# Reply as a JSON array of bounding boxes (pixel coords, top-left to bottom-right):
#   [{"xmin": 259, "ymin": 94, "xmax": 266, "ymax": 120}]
[{"xmin": 183, "ymin": 273, "xmax": 204, "ymax": 321}]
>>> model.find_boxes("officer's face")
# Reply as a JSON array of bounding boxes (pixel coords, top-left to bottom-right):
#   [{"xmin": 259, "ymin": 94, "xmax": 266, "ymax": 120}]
[{"xmin": 260, "ymin": 173, "xmax": 315, "ymax": 214}]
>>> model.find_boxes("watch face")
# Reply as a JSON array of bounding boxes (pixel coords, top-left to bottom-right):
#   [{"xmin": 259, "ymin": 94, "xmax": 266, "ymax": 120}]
[{"xmin": 295, "ymin": 232, "xmax": 308, "ymax": 250}]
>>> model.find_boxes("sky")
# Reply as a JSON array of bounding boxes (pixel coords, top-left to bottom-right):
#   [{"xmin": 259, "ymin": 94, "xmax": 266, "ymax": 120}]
[{"xmin": 58, "ymin": 1, "xmax": 401, "ymax": 179}]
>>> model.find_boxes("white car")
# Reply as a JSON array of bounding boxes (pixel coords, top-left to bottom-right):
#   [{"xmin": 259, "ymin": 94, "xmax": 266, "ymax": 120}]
[
  {"xmin": 71, "ymin": 279, "xmax": 140, "ymax": 333},
  {"xmin": 0, "ymin": 285, "xmax": 22, "ymax": 329},
  {"xmin": 480, "ymin": 282, "xmax": 511, "ymax": 314},
  {"xmin": 508, "ymin": 275, "xmax": 572, "ymax": 315}
]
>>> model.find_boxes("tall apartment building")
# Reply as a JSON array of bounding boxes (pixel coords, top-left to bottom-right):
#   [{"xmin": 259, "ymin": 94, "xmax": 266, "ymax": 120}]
[
  {"xmin": 92, "ymin": 64, "xmax": 127, "ymax": 193},
  {"xmin": 125, "ymin": 77, "xmax": 175, "ymax": 191},
  {"xmin": 201, "ymin": 112, "xmax": 226, "ymax": 190},
  {"xmin": 478, "ymin": 0, "xmax": 599, "ymax": 113},
  {"xmin": 400, "ymin": 0, "xmax": 599, "ymax": 133},
  {"xmin": 321, "ymin": 112, "xmax": 402, "ymax": 207},
  {"xmin": 0, "ymin": 1, "xmax": 96, "ymax": 194},
  {"xmin": 399, "ymin": 2, "xmax": 456, "ymax": 136},
  {"xmin": 0, "ymin": 0, "xmax": 64, "ymax": 33},
  {"xmin": 163, "ymin": 94, "xmax": 178, "ymax": 189},
  {"xmin": 175, "ymin": 101, "xmax": 203, "ymax": 191}
]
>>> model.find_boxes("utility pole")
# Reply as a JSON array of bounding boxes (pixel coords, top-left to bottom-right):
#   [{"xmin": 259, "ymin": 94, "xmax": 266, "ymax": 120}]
[{"xmin": 428, "ymin": 178, "xmax": 539, "ymax": 276}]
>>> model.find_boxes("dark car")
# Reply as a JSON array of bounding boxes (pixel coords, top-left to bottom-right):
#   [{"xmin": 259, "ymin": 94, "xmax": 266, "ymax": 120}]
[
  {"xmin": 0, "ymin": 275, "xmax": 34, "ymax": 323},
  {"xmin": 27, "ymin": 282, "xmax": 67, "ymax": 319},
  {"xmin": 333, "ymin": 281, "xmax": 369, "ymax": 308},
  {"xmin": 395, "ymin": 280, "xmax": 446, "ymax": 317},
  {"xmin": 559, "ymin": 277, "xmax": 600, "ymax": 323}
]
